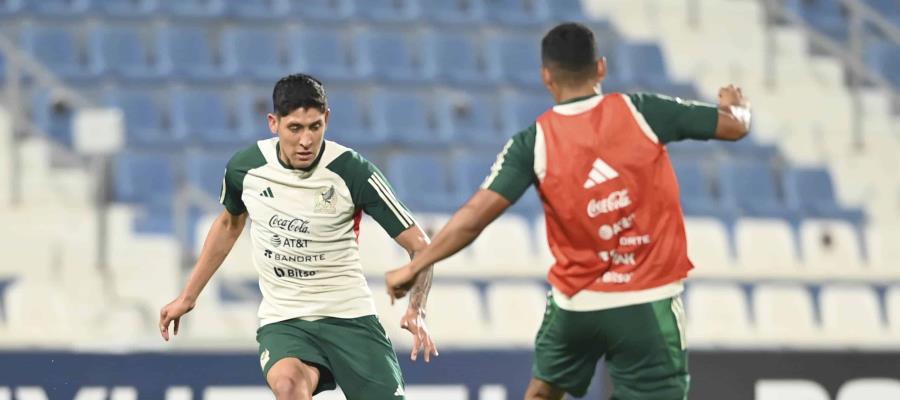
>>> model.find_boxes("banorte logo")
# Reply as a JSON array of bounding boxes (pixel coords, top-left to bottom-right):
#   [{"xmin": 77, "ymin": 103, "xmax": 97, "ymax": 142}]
[{"xmin": 587, "ymin": 189, "xmax": 631, "ymax": 218}]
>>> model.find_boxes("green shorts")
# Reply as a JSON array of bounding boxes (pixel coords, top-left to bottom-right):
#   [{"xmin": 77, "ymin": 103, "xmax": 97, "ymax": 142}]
[
  {"xmin": 256, "ymin": 315, "xmax": 405, "ymax": 399},
  {"xmin": 533, "ymin": 294, "xmax": 689, "ymax": 399}
]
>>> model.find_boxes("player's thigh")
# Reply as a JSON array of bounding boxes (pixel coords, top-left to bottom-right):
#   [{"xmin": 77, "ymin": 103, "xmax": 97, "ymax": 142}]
[
  {"xmin": 318, "ymin": 315, "xmax": 406, "ymax": 400},
  {"xmin": 603, "ymin": 296, "xmax": 689, "ymax": 400},
  {"xmin": 524, "ymin": 377, "xmax": 567, "ymax": 400},
  {"xmin": 532, "ymin": 295, "xmax": 605, "ymax": 398},
  {"xmin": 257, "ymin": 320, "xmax": 337, "ymax": 395},
  {"xmin": 266, "ymin": 357, "xmax": 320, "ymax": 397}
]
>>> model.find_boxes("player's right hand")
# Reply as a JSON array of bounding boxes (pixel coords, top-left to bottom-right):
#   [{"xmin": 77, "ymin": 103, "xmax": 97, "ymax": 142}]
[
  {"xmin": 718, "ymin": 84, "xmax": 746, "ymax": 107},
  {"xmin": 159, "ymin": 296, "xmax": 195, "ymax": 341}
]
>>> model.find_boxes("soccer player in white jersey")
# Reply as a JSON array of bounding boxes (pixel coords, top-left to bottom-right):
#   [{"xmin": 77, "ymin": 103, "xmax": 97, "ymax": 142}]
[{"xmin": 159, "ymin": 74, "xmax": 438, "ymax": 400}]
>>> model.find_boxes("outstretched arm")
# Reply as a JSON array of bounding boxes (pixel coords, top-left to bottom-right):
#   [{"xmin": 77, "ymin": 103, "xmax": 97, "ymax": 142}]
[
  {"xmin": 159, "ymin": 210, "xmax": 247, "ymax": 341},
  {"xmin": 393, "ymin": 226, "xmax": 438, "ymax": 362},
  {"xmin": 386, "ymin": 189, "xmax": 511, "ymax": 299},
  {"xmin": 714, "ymin": 84, "xmax": 751, "ymax": 141}
]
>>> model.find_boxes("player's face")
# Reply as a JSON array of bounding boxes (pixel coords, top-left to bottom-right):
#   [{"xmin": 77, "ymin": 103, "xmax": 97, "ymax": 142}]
[{"xmin": 268, "ymin": 107, "xmax": 329, "ymax": 169}]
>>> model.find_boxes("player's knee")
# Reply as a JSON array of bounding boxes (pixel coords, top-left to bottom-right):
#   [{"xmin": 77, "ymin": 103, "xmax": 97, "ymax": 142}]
[
  {"xmin": 271, "ymin": 375, "xmax": 311, "ymax": 400},
  {"xmin": 525, "ymin": 379, "xmax": 565, "ymax": 400}
]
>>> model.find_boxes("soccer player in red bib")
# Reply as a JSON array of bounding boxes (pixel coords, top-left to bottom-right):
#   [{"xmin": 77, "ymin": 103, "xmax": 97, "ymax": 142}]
[{"xmin": 385, "ymin": 22, "xmax": 751, "ymax": 400}]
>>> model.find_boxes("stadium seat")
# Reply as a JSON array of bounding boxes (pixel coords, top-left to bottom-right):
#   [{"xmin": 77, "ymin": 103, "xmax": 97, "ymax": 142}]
[
  {"xmin": 184, "ymin": 151, "xmax": 230, "ymax": 200},
  {"xmin": 867, "ymin": 225, "xmax": 900, "ymax": 271},
  {"xmin": 157, "ymin": 25, "xmax": 229, "ymax": 81},
  {"xmin": 234, "ymin": 85, "xmax": 276, "ymax": 141},
  {"xmin": 683, "ymin": 217, "xmax": 735, "ymax": 273},
  {"xmin": 222, "ymin": 26, "xmax": 287, "ymax": 82},
  {"xmin": 22, "ymin": 0, "xmax": 90, "ymax": 17},
  {"xmin": 20, "ymin": 24, "xmax": 98, "ymax": 82},
  {"xmin": 421, "ymin": 0, "xmax": 486, "ymax": 25},
  {"xmin": 427, "ymin": 29, "xmax": 495, "ymax": 87},
  {"xmin": 471, "ymin": 214, "xmax": 541, "ymax": 276},
  {"xmin": 685, "ymin": 283, "xmax": 753, "ymax": 345},
  {"xmin": 287, "ymin": 26, "xmax": 362, "ymax": 82},
  {"xmin": 358, "ymin": 29, "xmax": 432, "ymax": 84},
  {"xmin": 0, "ymin": 226, "xmax": 53, "ymax": 279},
  {"xmin": 425, "ymin": 283, "xmax": 490, "ymax": 346},
  {"xmin": 3, "ymin": 279, "xmax": 71, "ymax": 344},
  {"xmin": 734, "ymin": 218, "xmax": 801, "ymax": 273},
  {"xmin": 354, "ymin": 0, "xmax": 420, "ymax": 23},
  {"xmin": 170, "ymin": 87, "xmax": 243, "ymax": 145},
  {"xmin": 819, "ymin": 285, "xmax": 886, "ymax": 346},
  {"xmin": 799, "ymin": 219, "xmax": 863, "ymax": 273},
  {"xmin": 415, "ymin": 213, "xmax": 479, "ymax": 275},
  {"xmin": 0, "ymin": 0, "xmax": 22, "ymax": 17},
  {"xmin": 887, "ymin": 286, "xmax": 900, "ymax": 339},
  {"xmin": 286, "ymin": 0, "xmax": 354, "ymax": 21},
  {"xmin": 30, "ymin": 89, "xmax": 76, "ymax": 146},
  {"xmin": 192, "ymin": 213, "xmax": 255, "ymax": 281},
  {"xmin": 484, "ymin": 0, "xmax": 549, "ymax": 26},
  {"xmin": 500, "ymin": 90, "xmax": 554, "ymax": 133},
  {"xmin": 158, "ymin": 0, "xmax": 225, "ymax": 18},
  {"xmin": 720, "ymin": 160, "xmax": 794, "ymax": 218},
  {"xmin": 225, "ymin": 0, "xmax": 288, "ymax": 20},
  {"xmin": 434, "ymin": 90, "xmax": 506, "ymax": 147},
  {"xmin": 532, "ymin": 214, "xmax": 554, "ymax": 267},
  {"xmin": 547, "ymin": 0, "xmax": 589, "ymax": 21},
  {"xmin": 485, "ymin": 282, "xmax": 547, "ymax": 346},
  {"xmin": 837, "ymin": 379, "xmax": 900, "ymax": 400},
  {"xmin": 113, "ymin": 151, "xmax": 176, "ymax": 204},
  {"xmin": 386, "ymin": 154, "xmax": 457, "ymax": 212},
  {"xmin": 785, "ymin": 167, "xmax": 864, "ymax": 221},
  {"xmin": 91, "ymin": 0, "xmax": 159, "ymax": 17},
  {"xmin": 672, "ymin": 159, "xmax": 726, "ymax": 217},
  {"xmin": 753, "ymin": 284, "xmax": 820, "ymax": 345},
  {"xmin": 487, "ymin": 32, "xmax": 544, "ymax": 89},
  {"xmin": 104, "ymin": 86, "xmax": 179, "ymax": 147},
  {"xmin": 89, "ymin": 24, "xmax": 162, "ymax": 82},
  {"xmin": 357, "ymin": 215, "xmax": 409, "ymax": 275},
  {"xmin": 613, "ymin": 42, "xmax": 672, "ymax": 88},
  {"xmin": 865, "ymin": 41, "xmax": 900, "ymax": 87},
  {"xmin": 323, "ymin": 87, "xmax": 379, "ymax": 147},
  {"xmin": 452, "ymin": 152, "xmax": 499, "ymax": 197},
  {"xmin": 371, "ymin": 88, "xmax": 445, "ymax": 146},
  {"xmin": 863, "ymin": 0, "xmax": 900, "ymax": 16}
]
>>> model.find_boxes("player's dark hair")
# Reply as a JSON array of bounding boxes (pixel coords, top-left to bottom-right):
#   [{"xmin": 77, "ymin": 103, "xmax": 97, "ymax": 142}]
[
  {"xmin": 541, "ymin": 23, "xmax": 599, "ymax": 86},
  {"xmin": 272, "ymin": 73, "xmax": 328, "ymax": 117}
]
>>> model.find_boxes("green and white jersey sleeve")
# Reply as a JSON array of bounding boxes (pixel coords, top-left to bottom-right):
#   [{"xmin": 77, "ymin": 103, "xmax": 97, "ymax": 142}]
[
  {"xmin": 481, "ymin": 93, "xmax": 719, "ymax": 204},
  {"xmin": 218, "ymin": 138, "xmax": 416, "ymax": 326}
]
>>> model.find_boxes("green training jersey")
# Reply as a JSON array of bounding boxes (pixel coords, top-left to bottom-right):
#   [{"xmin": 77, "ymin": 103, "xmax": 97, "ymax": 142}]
[{"xmin": 221, "ymin": 138, "xmax": 416, "ymax": 326}]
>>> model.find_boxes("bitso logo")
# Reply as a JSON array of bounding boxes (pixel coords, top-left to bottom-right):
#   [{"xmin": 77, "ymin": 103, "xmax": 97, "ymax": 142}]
[
  {"xmin": 315, "ymin": 185, "xmax": 337, "ymax": 214},
  {"xmin": 598, "ymin": 250, "xmax": 636, "ymax": 265},
  {"xmin": 269, "ymin": 214, "xmax": 310, "ymax": 233},
  {"xmin": 587, "ymin": 189, "xmax": 631, "ymax": 217}
]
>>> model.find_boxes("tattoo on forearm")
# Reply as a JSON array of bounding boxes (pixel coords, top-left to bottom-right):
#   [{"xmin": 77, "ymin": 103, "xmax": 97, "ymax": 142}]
[{"xmin": 408, "ymin": 250, "xmax": 434, "ymax": 312}]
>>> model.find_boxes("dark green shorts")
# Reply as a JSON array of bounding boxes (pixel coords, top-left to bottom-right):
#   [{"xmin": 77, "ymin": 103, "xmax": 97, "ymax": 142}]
[
  {"xmin": 533, "ymin": 294, "xmax": 689, "ymax": 399},
  {"xmin": 256, "ymin": 315, "xmax": 405, "ymax": 399}
]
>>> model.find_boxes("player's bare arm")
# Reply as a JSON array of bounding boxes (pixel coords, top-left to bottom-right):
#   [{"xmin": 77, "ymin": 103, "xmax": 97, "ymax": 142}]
[
  {"xmin": 392, "ymin": 226, "xmax": 439, "ymax": 362},
  {"xmin": 714, "ymin": 84, "xmax": 752, "ymax": 141},
  {"xmin": 386, "ymin": 190, "xmax": 511, "ymax": 298},
  {"xmin": 159, "ymin": 210, "xmax": 247, "ymax": 341}
]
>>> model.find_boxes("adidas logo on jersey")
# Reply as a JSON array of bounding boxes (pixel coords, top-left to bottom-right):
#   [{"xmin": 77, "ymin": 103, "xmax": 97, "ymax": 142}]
[
  {"xmin": 259, "ymin": 187, "xmax": 274, "ymax": 198},
  {"xmin": 583, "ymin": 158, "xmax": 619, "ymax": 189}
]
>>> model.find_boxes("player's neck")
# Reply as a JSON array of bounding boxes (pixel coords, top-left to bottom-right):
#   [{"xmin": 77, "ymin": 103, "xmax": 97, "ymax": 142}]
[{"xmin": 555, "ymin": 86, "xmax": 600, "ymax": 105}]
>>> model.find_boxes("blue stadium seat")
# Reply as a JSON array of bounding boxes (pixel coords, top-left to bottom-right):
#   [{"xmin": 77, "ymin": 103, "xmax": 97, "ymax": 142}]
[
  {"xmin": 0, "ymin": 0, "xmax": 23, "ymax": 18},
  {"xmin": 547, "ymin": 0, "xmax": 589, "ymax": 21},
  {"xmin": 92, "ymin": 0, "xmax": 159, "ymax": 17},
  {"xmin": 671, "ymin": 159, "xmax": 728, "ymax": 217},
  {"xmin": 287, "ymin": 27, "xmax": 362, "ymax": 82},
  {"xmin": 185, "ymin": 151, "xmax": 231, "ymax": 199},
  {"xmin": 865, "ymin": 41, "xmax": 900, "ymax": 86},
  {"xmin": 386, "ymin": 154, "xmax": 457, "ymax": 212},
  {"xmin": 453, "ymin": 151, "xmax": 496, "ymax": 195},
  {"xmin": 324, "ymin": 87, "xmax": 381, "ymax": 147},
  {"xmin": 421, "ymin": 0, "xmax": 486, "ymax": 25},
  {"xmin": 484, "ymin": 0, "xmax": 549, "ymax": 26},
  {"xmin": 286, "ymin": 0, "xmax": 354, "ymax": 21},
  {"xmin": 785, "ymin": 167, "xmax": 864, "ymax": 222},
  {"xmin": 20, "ymin": 24, "xmax": 98, "ymax": 82},
  {"xmin": 23, "ymin": 0, "xmax": 90, "ymax": 17},
  {"xmin": 614, "ymin": 42, "xmax": 672, "ymax": 87},
  {"xmin": 865, "ymin": 0, "xmax": 899, "ymax": 16},
  {"xmin": 358, "ymin": 29, "xmax": 432, "ymax": 84},
  {"xmin": 501, "ymin": 91, "xmax": 554, "ymax": 132},
  {"xmin": 225, "ymin": 0, "xmax": 289, "ymax": 20},
  {"xmin": 89, "ymin": 25, "xmax": 163, "ymax": 82},
  {"xmin": 371, "ymin": 88, "xmax": 446, "ymax": 146},
  {"xmin": 354, "ymin": 0, "xmax": 419, "ymax": 23},
  {"xmin": 170, "ymin": 88, "xmax": 243, "ymax": 146},
  {"xmin": 222, "ymin": 26, "xmax": 287, "ymax": 82},
  {"xmin": 720, "ymin": 160, "xmax": 795, "ymax": 219},
  {"xmin": 104, "ymin": 87, "xmax": 180, "ymax": 147},
  {"xmin": 487, "ymin": 32, "xmax": 543, "ymax": 89},
  {"xmin": 158, "ymin": 0, "xmax": 225, "ymax": 18},
  {"xmin": 435, "ymin": 90, "xmax": 506, "ymax": 147},
  {"xmin": 235, "ymin": 86, "xmax": 276, "ymax": 141},
  {"xmin": 133, "ymin": 200, "xmax": 175, "ymax": 234},
  {"xmin": 157, "ymin": 25, "xmax": 229, "ymax": 81},
  {"xmin": 31, "ymin": 89, "xmax": 76, "ymax": 146},
  {"xmin": 113, "ymin": 151, "xmax": 176, "ymax": 204},
  {"xmin": 427, "ymin": 29, "xmax": 495, "ymax": 86}
]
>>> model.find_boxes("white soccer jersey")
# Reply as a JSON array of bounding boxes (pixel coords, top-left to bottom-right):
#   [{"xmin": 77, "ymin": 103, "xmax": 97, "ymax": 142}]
[{"xmin": 221, "ymin": 138, "xmax": 415, "ymax": 326}]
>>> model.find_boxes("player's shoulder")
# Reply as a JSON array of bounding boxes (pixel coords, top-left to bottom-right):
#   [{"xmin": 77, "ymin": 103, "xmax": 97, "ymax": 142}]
[
  {"xmin": 322, "ymin": 140, "xmax": 375, "ymax": 179},
  {"xmin": 226, "ymin": 139, "xmax": 270, "ymax": 173}
]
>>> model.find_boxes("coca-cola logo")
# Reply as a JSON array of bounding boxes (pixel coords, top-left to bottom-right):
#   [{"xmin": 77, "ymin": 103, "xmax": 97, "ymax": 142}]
[
  {"xmin": 268, "ymin": 215, "xmax": 310, "ymax": 234},
  {"xmin": 587, "ymin": 189, "xmax": 631, "ymax": 218}
]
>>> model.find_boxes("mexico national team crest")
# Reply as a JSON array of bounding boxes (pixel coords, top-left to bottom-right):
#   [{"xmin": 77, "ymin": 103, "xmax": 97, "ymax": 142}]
[{"xmin": 315, "ymin": 185, "xmax": 337, "ymax": 214}]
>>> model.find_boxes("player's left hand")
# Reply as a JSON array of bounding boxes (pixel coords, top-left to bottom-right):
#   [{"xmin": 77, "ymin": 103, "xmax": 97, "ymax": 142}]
[
  {"xmin": 400, "ymin": 307, "xmax": 439, "ymax": 363},
  {"xmin": 385, "ymin": 265, "xmax": 417, "ymax": 303}
]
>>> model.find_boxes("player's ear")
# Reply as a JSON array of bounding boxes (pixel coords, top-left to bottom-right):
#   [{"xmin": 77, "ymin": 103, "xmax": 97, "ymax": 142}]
[
  {"xmin": 324, "ymin": 108, "xmax": 330, "ymax": 125},
  {"xmin": 540, "ymin": 66, "xmax": 553, "ymax": 88},
  {"xmin": 267, "ymin": 113, "xmax": 278, "ymax": 135},
  {"xmin": 597, "ymin": 57, "xmax": 607, "ymax": 81}
]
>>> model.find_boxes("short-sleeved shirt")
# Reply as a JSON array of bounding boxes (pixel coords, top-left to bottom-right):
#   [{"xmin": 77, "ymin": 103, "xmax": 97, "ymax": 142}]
[
  {"xmin": 221, "ymin": 138, "xmax": 416, "ymax": 326},
  {"xmin": 483, "ymin": 93, "xmax": 718, "ymax": 203}
]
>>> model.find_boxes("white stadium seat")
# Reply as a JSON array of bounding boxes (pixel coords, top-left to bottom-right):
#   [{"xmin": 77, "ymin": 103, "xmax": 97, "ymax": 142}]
[
  {"xmin": 424, "ymin": 282, "xmax": 489, "ymax": 347},
  {"xmin": 683, "ymin": 217, "xmax": 735, "ymax": 274},
  {"xmin": 735, "ymin": 219, "xmax": 801, "ymax": 274},
  {"xmin": 685, "ymin": 283, "xmax": 753, "ymax": 346},
  {"xmin": 753, "ymin": 284, "xmax": 820, "ymax": 345},
  {"xmin": 819, "ymin": 285, "xmax": 886, "ymax": 346},
  {"xmin": 471, "ymin": 215, "xmax": 541, "ymax": 276},
  {"xmin": 886, "ymin": 286, "xmax": 900, "ymax": 340},
  {"xmin": 533, "ymin": 215, "xmax": 554, "ymax": 270},
  {"xmin": 418, "ymin": 214, "xmax": 478, "ymax": 277},
  {"xmin": 2, "ymin": 279, "xmax": 72, "ymax": 344},
  {"xmin": 485, "ymin": 282, "xmax": 548, "ymax": 346},
  {"xmin": 194, "ymin": 213, "xmax": 257, "ymax": 280},
  {"xmin": 867, "ymin": 225, "xmax": 900, "ymax": 271},
  {"xmin": 799, "ymin": 220, "xmax": 863, "ymax": 273},
  {"xmin": 837, "ymin": 379, "xmax": 900, "ymax": 400}
]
